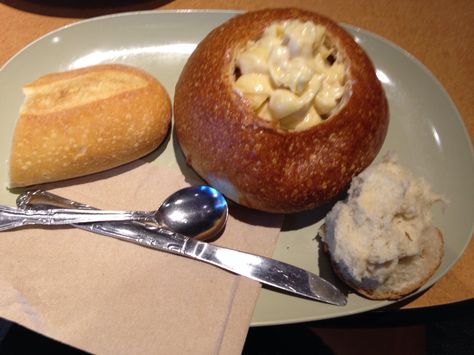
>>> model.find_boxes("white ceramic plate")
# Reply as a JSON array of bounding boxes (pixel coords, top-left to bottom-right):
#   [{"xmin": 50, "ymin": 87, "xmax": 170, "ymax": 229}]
[{"xmin": 0, "ymin": 11, "xmax": 473, "ymax": 326}]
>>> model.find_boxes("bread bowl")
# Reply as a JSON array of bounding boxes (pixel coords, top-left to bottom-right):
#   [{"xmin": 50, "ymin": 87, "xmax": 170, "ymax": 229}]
[
  {"xmin": 8, "ymin": 64, "xmax": 171, "ymax": 188},
  {"xmin": 322, "ymin": 154, "xmax": 445, "ymax": 300},
  {"xmin": 174, "ymin": 8, "xmax": 389, "ymax": 213}
]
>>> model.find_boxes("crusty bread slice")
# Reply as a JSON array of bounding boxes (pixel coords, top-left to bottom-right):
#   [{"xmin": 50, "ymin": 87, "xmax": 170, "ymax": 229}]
[
  {"xmin": 322, "ymin": 154, "xmax": 445, "ymax": 300},
  {"xmin": 8, "ymin": 64, "xmax": 171, "ymax": 188},
  {"xmin": 329, "ymin": 226, "xmax": 444, "ymax": 300}
]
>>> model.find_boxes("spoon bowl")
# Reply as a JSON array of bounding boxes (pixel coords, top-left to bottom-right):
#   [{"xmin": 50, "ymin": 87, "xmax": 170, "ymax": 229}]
[{"xmin": 156, "ymin": 185, "xmax": 228, "ymax": 240}]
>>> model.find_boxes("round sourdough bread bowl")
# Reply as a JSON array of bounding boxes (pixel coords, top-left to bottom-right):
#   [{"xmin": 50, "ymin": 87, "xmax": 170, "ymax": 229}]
[{"xmin": 174, "ymin": 8, "xmax": 389, "ymax": 213}]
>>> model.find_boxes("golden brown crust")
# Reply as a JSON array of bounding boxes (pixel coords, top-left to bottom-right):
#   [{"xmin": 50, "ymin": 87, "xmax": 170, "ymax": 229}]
[
  {"xmin": 174, "ymin": 8, "xmax": 389, "ymax": 213},
  {"xmin": 9, "ymin": 64, "xmax": 171, "ymax": 188}
]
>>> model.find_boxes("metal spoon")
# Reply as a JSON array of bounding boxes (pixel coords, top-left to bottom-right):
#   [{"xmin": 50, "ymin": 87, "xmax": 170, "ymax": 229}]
[
  {"xmin": 17, "ymin": 187, "xmax": 227, "ymax": 241},
  {"xmin": 3, "ymin": 186, "xmax": 228, "ymax": 240}
]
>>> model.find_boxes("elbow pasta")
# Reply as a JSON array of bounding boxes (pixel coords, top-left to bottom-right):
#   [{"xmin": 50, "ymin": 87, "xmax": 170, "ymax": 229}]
[{"xmin": 234, "ymin": 20, "xmax": 346, "ymax": 131}]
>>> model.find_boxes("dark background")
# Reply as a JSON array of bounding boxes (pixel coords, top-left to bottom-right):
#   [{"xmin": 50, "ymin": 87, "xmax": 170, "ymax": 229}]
[{"xmin": 1, "ymin": 299, "xmax": 473, "ymax": 354}]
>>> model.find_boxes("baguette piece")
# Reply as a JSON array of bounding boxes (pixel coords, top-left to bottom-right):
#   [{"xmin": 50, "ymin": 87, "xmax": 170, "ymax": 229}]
[
  {"xmin": 8, "ymin": 64, "xmax": 171, "ymax": 188},
  {"xmin": 322, "ymin": 154, "xmax": 445, "ymax": 300},
  {"xmin": 174, "ymin": 8, "xmax": 388, "ymax": 213}
]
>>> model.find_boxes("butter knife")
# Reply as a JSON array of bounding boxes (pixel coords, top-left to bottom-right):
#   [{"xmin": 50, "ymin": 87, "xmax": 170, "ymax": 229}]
[{"xmin": 17, "ymin": 190, "xmax": 346, "ymax": 306}]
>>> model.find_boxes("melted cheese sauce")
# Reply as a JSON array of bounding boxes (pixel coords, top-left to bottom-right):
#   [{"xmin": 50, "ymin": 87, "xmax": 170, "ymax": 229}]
[{"xmin": 234, "ymin": 20, "xmax": 346, "ymax": 131}]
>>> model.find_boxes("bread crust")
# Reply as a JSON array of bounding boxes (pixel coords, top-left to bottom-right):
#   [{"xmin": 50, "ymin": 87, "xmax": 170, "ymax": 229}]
[
  {"xmin": 9, "ymin": 64, "xmax": 171, "ymax": 188},
  {"xmin": 174, "ymin": 8, "xmax": 389, "ymax": 213},
  {"xmin": 328, "ymin": 227, "xmax": 444, "ymax": 300}
]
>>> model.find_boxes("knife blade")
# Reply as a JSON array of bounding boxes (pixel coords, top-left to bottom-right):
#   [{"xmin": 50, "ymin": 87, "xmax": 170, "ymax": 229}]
[{"xmin": 17, "ymin": 190, "xmax": 346, "ymax": 306}]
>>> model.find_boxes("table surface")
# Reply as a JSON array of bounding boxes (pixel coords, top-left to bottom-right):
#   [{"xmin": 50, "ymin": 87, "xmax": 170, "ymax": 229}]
[{"xmin": 1, "ymin": 0, "xmax": 473, "ymax": 310}]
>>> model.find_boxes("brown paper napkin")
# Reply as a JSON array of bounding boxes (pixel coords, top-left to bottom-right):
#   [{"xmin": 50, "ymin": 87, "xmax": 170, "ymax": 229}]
[{"xmin": 0, "ymin": 161, "xmax": 282, "ymax": 354}]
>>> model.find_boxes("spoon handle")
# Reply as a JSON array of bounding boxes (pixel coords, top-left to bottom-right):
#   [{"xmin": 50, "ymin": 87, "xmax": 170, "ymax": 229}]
[
  {"xmin": 17, "ymin": 190, "xmax": 96, "ymax": 211},
  {"xmin": 17, "ymin": 190, "xmax": 162, "ymax": 244},
  {"xmin": 0, "ymin": 204, "xmax": 152, "ymax": 230}
]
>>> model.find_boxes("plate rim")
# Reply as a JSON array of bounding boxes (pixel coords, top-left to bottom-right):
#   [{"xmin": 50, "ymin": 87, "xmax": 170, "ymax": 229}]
[{"xmin": 1, "ymin": 9, "xmax": 473, "ymax": 327}]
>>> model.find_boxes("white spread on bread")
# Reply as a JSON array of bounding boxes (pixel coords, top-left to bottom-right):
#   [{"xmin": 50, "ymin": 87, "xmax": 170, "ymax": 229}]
[
  {"xmin": 234, "ymin": 20, "xmax": 346, "ymax": 131},
  {"xmin": 323, "ymin": 153, "xmax": 444, "ymax": 287},
  {"xmin": 21, "ymin": 71, "xmax": 147, "ymax": 115}
]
